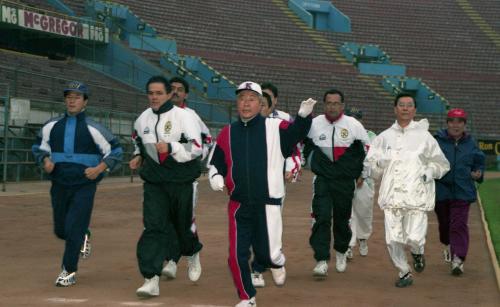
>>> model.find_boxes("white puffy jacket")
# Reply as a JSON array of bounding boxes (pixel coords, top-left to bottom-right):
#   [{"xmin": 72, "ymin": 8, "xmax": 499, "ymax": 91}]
[{"xmin": 365, "ymin": 119, "xmax": 450, "ymax": 211}]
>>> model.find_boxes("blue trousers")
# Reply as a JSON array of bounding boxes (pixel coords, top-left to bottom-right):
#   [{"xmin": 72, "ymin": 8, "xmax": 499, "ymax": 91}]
[{"xmin": 51, "ymin": 181, "xmax": 96, "ymax": 273}]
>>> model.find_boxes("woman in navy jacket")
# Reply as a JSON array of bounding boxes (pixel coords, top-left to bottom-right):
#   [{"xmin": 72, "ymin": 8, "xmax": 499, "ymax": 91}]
[{"xmin": 434, "ymin": 108, "xmax": 485, "ymax": 276}]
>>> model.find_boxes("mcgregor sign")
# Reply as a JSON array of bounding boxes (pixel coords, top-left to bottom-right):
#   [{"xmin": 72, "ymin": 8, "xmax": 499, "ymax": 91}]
[{"xmin": 1, "ymin": 4, "xmax": 109, "ymax": 43}]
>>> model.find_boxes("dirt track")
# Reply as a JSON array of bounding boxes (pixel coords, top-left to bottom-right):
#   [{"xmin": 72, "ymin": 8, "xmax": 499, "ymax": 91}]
[{"xmin": 1, "ymin": 171, "xmax": 499, "ymax": 306}]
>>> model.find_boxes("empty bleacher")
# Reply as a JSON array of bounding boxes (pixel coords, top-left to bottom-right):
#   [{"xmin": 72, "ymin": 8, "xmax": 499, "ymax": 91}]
[
  {"xmin": 331, "ymin": 0, "xmax": 500, "ymax": 137},
  {"xmin": 10, "ymin": 0, "xmax": 500, "ymax": 138},
  {"xmin": 99, "ymin": 0, "xmax": 395, "ymax": 133},
  {"xmin": 465, "ymin": 0, "xmax": 500, "ymax": 34},
  {"xmin": 0, "ymin": 49, "xmax": 145, "ymax": 114},
  {"xmin": 332, "ymin": 1, "xmax": 500, "ymax": 74}
]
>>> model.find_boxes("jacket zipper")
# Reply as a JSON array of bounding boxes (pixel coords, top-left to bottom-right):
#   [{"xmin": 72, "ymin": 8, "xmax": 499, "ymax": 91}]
[
  {"xmin": 451, "ymin": 140, "xmax": 458, "ymax": 197},
  {"xmin": 154, "ymin": 113, "xmax": 160, "ymax": 160},
  {"xmin": 244, "ymin": 122, "xmax": 251, "ymax": 202}
]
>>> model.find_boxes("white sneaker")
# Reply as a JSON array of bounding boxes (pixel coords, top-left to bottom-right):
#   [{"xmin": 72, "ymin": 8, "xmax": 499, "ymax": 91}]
[
  {"xmin": 313, "ymin": 260, "xmax": 328, "ymax": 277},
  {"xmin": 55, "ymin": 269, "xmax": 76, "ymax": 287},
  {"xmin": 270, "ymin": 267, "xmax": 286, "ymax": 286},
  {"xmin": 136, "ymin": 275, "xmax": 160, "ymax": 297},
  {"xmin": 162, "ymin": 260, "xmax": 177, "ymax": 279},
  {"xmin": 251, "ymin": 272, "xmax": 265, "ymax": 288},
  {"xmin": 451, "ymin": 255, "xmax": 464, "ymax": 276},
  {"xmin": 443, "ymin": 245, "xmax": 451, "ymax": 263},
  {"xmin": 187, "ymin": 252, "xmax": 202, "ymax": 282},
  {"xmin": 336, "ymin": 252, "xmax": 347, "ymax": 272},
  {"xmin": 346, "ymin": 247, "xmax": 354, "ymax": 260},
  {"xmin": 235, "ymin": 296, "xmax": 256, "ymax": 307},
  {"xmin": 359, "ymin": 239, "xmax": 368, "ymax": 256}
]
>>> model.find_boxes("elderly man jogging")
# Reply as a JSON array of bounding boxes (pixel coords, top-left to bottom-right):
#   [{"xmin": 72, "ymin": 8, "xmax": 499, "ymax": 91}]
[{"xmin": 208, "ymin": 81, "xmax": 315, "ymax": 307}]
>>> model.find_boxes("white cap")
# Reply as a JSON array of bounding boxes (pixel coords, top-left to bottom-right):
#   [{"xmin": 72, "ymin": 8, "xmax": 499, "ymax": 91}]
[{"xmin": 235, "ymin": 81, "xmax": 262, "ymax": 96}]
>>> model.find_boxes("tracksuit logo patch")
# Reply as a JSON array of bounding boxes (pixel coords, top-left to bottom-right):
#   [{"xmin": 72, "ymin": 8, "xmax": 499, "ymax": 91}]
[{"xmin": 164, "ymin": 121, "xmax": 172, "ymax": 134}]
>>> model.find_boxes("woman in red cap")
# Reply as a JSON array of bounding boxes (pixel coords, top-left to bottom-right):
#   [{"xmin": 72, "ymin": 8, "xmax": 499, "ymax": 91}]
[{"xmin": 434, "ymin": 108, "xmax": 485, "ymax": 275}]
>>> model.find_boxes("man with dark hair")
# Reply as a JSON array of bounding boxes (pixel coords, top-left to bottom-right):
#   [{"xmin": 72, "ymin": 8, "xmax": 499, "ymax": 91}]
[
  {"xmin": 161, "ymin": 76, "xmax": 211, "ymax": 282},
  {"xmin": 32, "ymin": 81, "xmax": 123, "ymax": 287},
  {"xmin": 303, "ymin": 88, "xmax": 370, "ymax": 277},
  {"xmin": 208, "ymin": 81, "xmax": 315, "ymax": 307},
  {"xmin": 365, "ymin": 94, "xmax": 449, "ymax": 287},
  {"xmin": 260, "ymin": 92, "xmax": 273, "ymax": 117},
  {"xmin": 130, "ymin": 75, "xmax": 203, "ymax": 297},
  {"xmin": 261, "ymin": 82, "xmax": 291, "ymax": 122},
  {"xmin": 434, "ymin": 108, "xmax": 484, "ymax": 276}
]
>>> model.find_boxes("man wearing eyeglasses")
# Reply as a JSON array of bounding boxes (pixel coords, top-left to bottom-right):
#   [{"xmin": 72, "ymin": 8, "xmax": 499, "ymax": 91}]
[
  {"xmin": 303, "ymin": 89, "xmax": 370, "ymax": 277},
  {"xmin": 364, "ymin": 93, "xmax": 449, "ymax": 288}
]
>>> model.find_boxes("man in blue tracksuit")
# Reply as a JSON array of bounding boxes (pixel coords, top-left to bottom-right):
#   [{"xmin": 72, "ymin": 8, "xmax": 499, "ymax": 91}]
[
  {"xmin": 434, "ymin": 108, "xmax": 485, "ymax": 276},
  {"xmin": 32, "ymin": 81, "xmax": 123, "ymax": 287},
  {"xmin": 208, "ymin": 81, "xmax": 316, "ymax": 307}
]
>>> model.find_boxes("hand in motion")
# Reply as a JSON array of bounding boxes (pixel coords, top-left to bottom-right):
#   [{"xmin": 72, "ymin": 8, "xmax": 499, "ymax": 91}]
[
  {"xmin": 43, "ymin": 157, "xmax": 55, "ymax": 174},
  {"xmin": 298, "ymin": 98, "xmax": 317, "ymax": 117},
  {"xmin": 84, "ymin": 163, "xmax": 107, "ymax": 180},
  {"xmin": 356, "ymin": 177, "xmax": 364, "ymax": 188},
  {"xmin": 129, "ymin": 155, "xmax": 142, "ymax": 170},
  {"xmin": 155, "ymin": 142, "xmax": 169, "ymax": 154},
  {"xmin": 285, "ymin": 171, "xmax": 294, "ymax": 183},
  {"xmin": 471, "ymin": 169, "xmax": 482, "ymax": 180}
]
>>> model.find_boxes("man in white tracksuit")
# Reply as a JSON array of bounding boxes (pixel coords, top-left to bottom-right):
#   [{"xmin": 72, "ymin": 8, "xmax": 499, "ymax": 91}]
[
  {"xmin": 346, "ymin": 108, "xmax": 377, "ymax": 259},
  {"xmin": 365, "ymin": 93, "xmax": 449, "ymax": 287}
]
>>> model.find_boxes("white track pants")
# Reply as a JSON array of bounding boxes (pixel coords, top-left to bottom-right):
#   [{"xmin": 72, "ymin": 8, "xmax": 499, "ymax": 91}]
[
  {"xmin": 349, "ymin": 180, "xmax": 375, "ymax": 247},
  {"xmin": 384, "ymin": 208, "xmax": 427, "ymax": 276}
]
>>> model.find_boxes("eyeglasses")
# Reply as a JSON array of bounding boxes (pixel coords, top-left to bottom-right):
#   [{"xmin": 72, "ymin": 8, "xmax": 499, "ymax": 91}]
[{"xmin": 325, "ymin": 101, "xmax": 344, "ymax": 106}]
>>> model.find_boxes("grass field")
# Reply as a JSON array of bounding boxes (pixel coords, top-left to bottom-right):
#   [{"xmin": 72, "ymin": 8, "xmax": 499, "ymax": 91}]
[{"xmin": 479, "ymin": 177, "xmax": 500, "ymax": 264}]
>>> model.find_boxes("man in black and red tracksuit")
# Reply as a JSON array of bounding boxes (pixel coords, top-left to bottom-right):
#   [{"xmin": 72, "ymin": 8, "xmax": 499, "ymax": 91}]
[
  {"xmin": 207, "ymin": 81, "xmax": 316, "ymax": 307},
  {"xmin": 303, "ymin": 89, "xmax": 369, "ymax": 277},
  {"xmin": 130, "ymin": 76, "xmax": 203, "ymax": 298}
]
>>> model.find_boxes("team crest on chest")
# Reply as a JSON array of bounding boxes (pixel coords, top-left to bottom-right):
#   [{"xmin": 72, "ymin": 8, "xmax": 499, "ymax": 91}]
[
  {"xmin": 340, "ymin": 128, "xmax": 349, "ymax": 138},
  {"xmin": 164, "ymin": 121, "xmax": 172, "ymax": 134},
  {"xmin": 143, "ymin": 127, "xmax": 150, "ymax": 134},
  {"xmin": 319, "ymin": 134, "xmax": 326, "ymax": 140}
]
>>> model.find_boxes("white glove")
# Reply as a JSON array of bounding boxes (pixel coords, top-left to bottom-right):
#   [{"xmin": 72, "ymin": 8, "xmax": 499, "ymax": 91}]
[
  {"xmin": 210, "ymin": 174, "xmax": 224, "ymax": 191},
  {"xmin": 298, "ymin": 98, "xmax": 317, "ymax": 117}
]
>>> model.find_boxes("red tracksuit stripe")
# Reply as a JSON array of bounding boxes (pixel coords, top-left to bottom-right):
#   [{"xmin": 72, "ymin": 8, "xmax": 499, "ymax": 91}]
[
  {"xmin": 218, "ymin": 126, "xmax": 235, "ymax": 194},
  {"xmin": 227, "ymin": 200, "xmax": 249, "ymax": 299}
]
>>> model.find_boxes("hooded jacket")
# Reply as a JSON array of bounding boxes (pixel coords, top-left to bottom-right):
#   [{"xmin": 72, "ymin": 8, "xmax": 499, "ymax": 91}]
[
  {"xmin": 365, "ymin": 119, "xmax": 450, "ymax": 211},
  {"xmin": 434, "ymin": 129, "xmax": 485, "ymax": 203}
]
